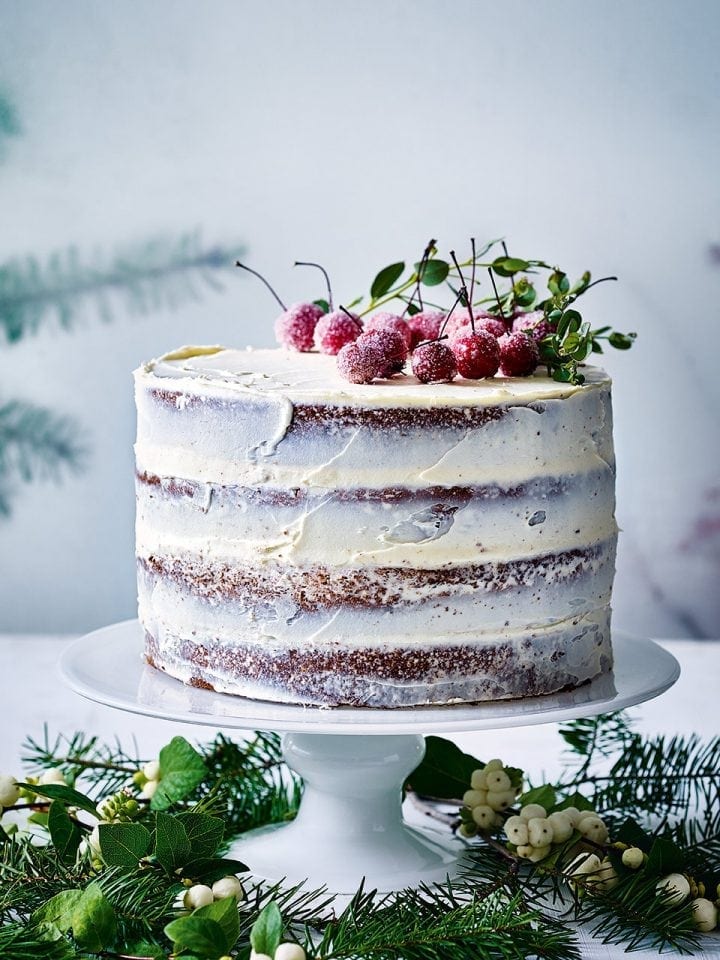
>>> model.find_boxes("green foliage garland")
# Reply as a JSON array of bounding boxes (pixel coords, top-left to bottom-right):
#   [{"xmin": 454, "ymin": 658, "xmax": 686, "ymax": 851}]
[{"xmin": 0, "ymin": 714, "xmax": 718, "ymax": 959}]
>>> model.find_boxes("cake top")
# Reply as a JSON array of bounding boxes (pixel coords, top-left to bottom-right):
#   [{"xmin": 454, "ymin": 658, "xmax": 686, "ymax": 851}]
[{"xmin": 139, "ymin": 345, "xmax": 611, "ymax": 409}]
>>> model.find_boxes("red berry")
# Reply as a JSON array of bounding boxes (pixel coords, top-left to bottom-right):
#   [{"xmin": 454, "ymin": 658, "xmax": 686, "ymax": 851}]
[
  {"xmin": 274, "ymin": 302, "xmax": 324, "ymax": 351},
  {"xmin": 412, "ymin": 341, "xmax": 457, "ymax": 384},
  {"xmin": 478, "ymin": 315, "xmax": 510, "ymax": 339},
  {"xmin": 336, "ymin": 339, "xmax": 386, "ymax": 384},
  {"xmin": 314, "ymin": 310, "xmax": 362, "ymax": 355},
  {"xmin": 512, "ymin": 310, "xmax": 554, "ymax": 343},
  {"xmin": 498, "ymin": 331, "xmax": 540, "ymax": 377},
  {"xmin": 407, "ymin": 311, "xmax": 444, "ymax": 350},
  {"xmin": 365, "ymin": 312, "xmax": 412, "ymax": 348},
  {"xmin": 452, "ymin": 330, "xmax": 500, "ymax": 379},
  {"xmin": 444, "ymin": 309, "xmax": 472, "ymax": 341},
  {"xmin": 360, "ymin": 329, "xmax": 407, "ymax": 375}
]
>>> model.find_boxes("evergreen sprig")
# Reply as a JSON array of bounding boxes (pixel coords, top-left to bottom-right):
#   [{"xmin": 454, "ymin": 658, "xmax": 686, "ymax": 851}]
[
  {"xmin": 0, "ymin": 231, "xmax": 243, "ymax": 345},
  {"xmin": 2, "ymin": 716, "xmax": 718, "ymax": 959}
]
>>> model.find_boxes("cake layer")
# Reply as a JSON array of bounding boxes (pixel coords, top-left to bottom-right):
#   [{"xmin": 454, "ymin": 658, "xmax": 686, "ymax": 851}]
[{"xmin": 143, "ymin": 609, "xmax": 613, "ymax": 707}]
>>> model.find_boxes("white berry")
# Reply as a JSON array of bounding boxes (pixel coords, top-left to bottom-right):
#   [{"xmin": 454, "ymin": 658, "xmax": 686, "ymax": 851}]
[
  {"xmin": 462, "ymin": 789, "xmax": 487, "ymax": 808},
  {"xmin": 141, "ymin": 779, "xmax": 159, "ymax": 800},
  {"xmin": 504, "ymin": 815, "xmax": 529, "ymax": 846},
  {"xmin": 656, "ymin": 873, "xmax": 691, "ymax": 904},
  {"xmin": 88, "ymin": 824, "xmax": 102, "ymax": 856},
  {"xmin": 484, "ymin": 759, "xmax": 504, "ymax": 771},
  {"xmin": 597, "ymin": 858, "xmax": 620, "ymax": 891},
  {"xmin": 143, "ymin": 760, "xmax": 161, "ymax": 781},
  {"xmin": 566, "ymin": 852, "xmax": 602, "ymax": 880},
  {"xmin": 561, "ymin": 806, "xmax": 582, "ymax": 826},
  {"xmin": 39, "ymin": 769, "xmax": 66, "ymax": 785},
  {"xmin": 691, "ymin": 897, "xmax": 718, "ymax": 932},
  {"xmin": 275, "ymin": 944, "xmax": 307, "ymax": 960},
  {"xmin": 527, "ymin": 817, "xmax": 553, "ymax": 848},
  {"xmin": 470, "ymin": 769, "xmax": 488, "ymax": 790},
  {"xmin": 485, "ymin": 770, "xmax": 511, "ymax": 792},
  {"xmin": 621, "ymin": 846, "xmax": 644, "ymax": 869},
  {"xmin": 547, "ymin": 811, "xmax": 574, "ymax": 843},
  {"xmin": 183, "ymin": 884, "xmax": 214, "ymax": 910},
  {"xmin": 249, "ymin": 952, "xmax": 273, "ymax": 960},
  {"xmin": 578, "ymin": 816, "xmax": 609, "ymax": 843},
  {"xmin": 0, "ymin": 775, "xmax": 20, "ymax": 806},
  {"xmin": 471, "ymin": 804, "xmax": 495, "ymax": 829},
  {"xmin": 519, "ymin": 803, "xmax": 546, "ymax": 821},
  {"xmin": 212, "ymin": 876, "xmax": 245, "ymax": 901},
  {"xmin": 486, "ymin": 789, "xmax": 515, "ymax": 811},
  {"xmin": 517, "ymin": 843, "xmax": 552, "ymax": 862}
]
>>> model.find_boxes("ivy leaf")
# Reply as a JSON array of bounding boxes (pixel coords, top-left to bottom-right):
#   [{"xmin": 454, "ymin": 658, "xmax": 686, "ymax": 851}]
[
  {"xmin": 164, "ymin": 915, "xmax": 229, "ymax": 957},
  {"xmin": 194, "ymin": 895, "xmax": 240, "ymax": 951},
  {"xmin": 153, "ymin": 812, "xmax": 192, "ymax": 871},
  {"xmin": 180, "ymin": 856, "xmax": 249, "ymax": 885},
  {"xmin": 98, "ymin": 822, "xmax": 152, "ymax": 868},
  {"xmin": 17, "ymin": 782, "xmax": 98, "ymax": 817},
  {"xmin": 406, "ymin": 736, "xmax": 480, "ymax": 800},
  {"xmin": 71, "ymin": 882, "xmax": 117, "ymax": 952},
  {"xmin": 646, "ymin": 837, "xmax": 685, "ymax": 877},
  {"xmin": 250, "ymin": 901, "xmax": 283, "ymax": 957},
  {"xmin": 416, "ymin": 258, "xmax": 449, "ymax": 286},
  {"xmin": 312, "ymin": 298, "xmax": 329, "ymax": 314},
  {"xmin": 32, "ymin": 889, "xmax": 83, "ymax": 932},
  {"xmin": 370, "ymin": 262, "xmax": 405, "ymax": 299},
  {"xmin": 616, "ymin": 817, "xmax": 652, "ymax": 851},
  {"xmin": 152, "ymin": 736, "xmax": 207, "ymax": 810},
  {"xmin": 519, "ymin": 784, "xmax": 556, "ymax": 810},
  {"xmin": 48, "ymin": 800, "xmax": 82, "ymax": 864},
  {"xmin": 491, "ymin": 256, "xmax": 530, "ymax": 277},
  {"xmin": 555, "ymin": 792, "xmax": 594, "ymax": 814},
  {"xmin": 177, "ymin": 812, "xmax": 224, "ymax": 859}
]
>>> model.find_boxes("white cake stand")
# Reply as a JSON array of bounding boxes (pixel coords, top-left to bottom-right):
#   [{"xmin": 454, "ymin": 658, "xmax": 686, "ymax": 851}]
[{"xmin": 61, "ymin": 620, "xmax": 679, "ymax": 894}]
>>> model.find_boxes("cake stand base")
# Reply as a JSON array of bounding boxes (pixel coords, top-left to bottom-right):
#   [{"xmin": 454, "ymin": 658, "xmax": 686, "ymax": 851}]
[
  {"xmin": 228, "ymin": 733, "xmax": 462, "ymax": 893},
  {"xmin": 60, "ymin": 622, "xmax": 680, "ymax": 895}
]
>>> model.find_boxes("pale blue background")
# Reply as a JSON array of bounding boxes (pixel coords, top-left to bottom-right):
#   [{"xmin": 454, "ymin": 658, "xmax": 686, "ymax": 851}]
[{"xmin": 1, "ymin": 0, "xmax": 719, "ymax": 637}]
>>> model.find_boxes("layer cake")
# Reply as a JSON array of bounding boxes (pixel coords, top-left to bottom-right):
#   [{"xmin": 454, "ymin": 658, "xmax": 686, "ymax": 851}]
[{"xmin": 134, "ymin": 346, "xmax": 616, "ymax": 706}]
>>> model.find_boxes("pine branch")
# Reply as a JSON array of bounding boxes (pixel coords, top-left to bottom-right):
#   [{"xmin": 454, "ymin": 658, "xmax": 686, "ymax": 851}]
[
  {"xmin": 0, "ymin": 399, "xmax": 87, "ymax": 518},
  {"xmin": 22, "ymin": 728, "xmax": 143, "ymax": 797},
  {"xmin": 0, "ymin": 91, "xmax": 21, "ymax": 162},
  {"xmin": 0, "ymin": 231, "xmax": 244, "ymax": 344}
]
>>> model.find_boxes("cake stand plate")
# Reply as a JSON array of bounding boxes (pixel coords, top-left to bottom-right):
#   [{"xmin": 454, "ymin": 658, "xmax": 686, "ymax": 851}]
[{"xmin": 60, "ymin": 622, "xmax": 679, "ymax": 894}]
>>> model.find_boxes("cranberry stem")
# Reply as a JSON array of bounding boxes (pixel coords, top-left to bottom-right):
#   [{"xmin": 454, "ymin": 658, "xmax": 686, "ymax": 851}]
[
  {"xmin": 487, "ymin": 267, "xmax": 507, "ymax": 323},
  {"xmin": 339, "ymin": 304, "xmax": 363, "ymax": 329},
  {"xmin": 450, "ymin": 249, "xmax": 474, "ymax": 333},
  {"xmin": 235, "ymin": 261, "xmax": 287, "ymax": 311},
  {"xmin": 294, "ymin": 260, "xmax": 334, "ymax": 311}
]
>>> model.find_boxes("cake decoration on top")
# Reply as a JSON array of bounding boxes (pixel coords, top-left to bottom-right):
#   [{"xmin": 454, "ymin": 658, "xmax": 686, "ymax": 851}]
[{"xmin": 235, "ymin": 237, "xmax": 636, "ymax": 386}]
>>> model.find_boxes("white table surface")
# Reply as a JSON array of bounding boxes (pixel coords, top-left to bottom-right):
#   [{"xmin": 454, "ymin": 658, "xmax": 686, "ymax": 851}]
[{"xmin": 1, "ymin": 634, "xmax": 719, "ymax": 957}]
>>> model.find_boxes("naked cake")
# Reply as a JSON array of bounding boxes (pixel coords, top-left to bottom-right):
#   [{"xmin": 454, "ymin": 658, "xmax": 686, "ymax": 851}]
[{"xmin": 134, "ymin": 346, "xmax": 617, "ymax": 706}]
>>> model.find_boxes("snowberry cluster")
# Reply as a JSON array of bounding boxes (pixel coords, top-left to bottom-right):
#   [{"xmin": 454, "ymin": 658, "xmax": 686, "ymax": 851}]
[
  {"xmin": 655, "ymin": 873, "xmax": 719, "ymax": 932},
  {"xmin": 506, "ymin": 803, "xmax": 609, "ymax": 864},
  {"xmin": 459, "ymin": 759, "xmax": 522, "ymax": 837},
  {"xmin": 250, "ymin": 943, "xmax": 307, "ymax": 960},
  {"xmin": 0, "ymin": 773, "xmax": 20, "ymax": 815},
  {"xmin": 133, "ymin": 758, "xmax": 162, "ymax": 800},
  {"xmin": 183, "ymin": 875, "xmax": 245, "ymax": 910},
  {"xmin": 96, "ymin": 788, "xmax": 141, "ymax": 823}
]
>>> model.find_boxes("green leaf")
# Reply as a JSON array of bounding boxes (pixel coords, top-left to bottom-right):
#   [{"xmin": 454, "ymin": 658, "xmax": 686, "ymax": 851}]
[
  {"xmin": 98, "ymin": 821, "xmax": 152, "ymax": 868},
  {"xmin": 406, "ymin": 302, "xmax": 421, "ymax": 316},
  {"xmin": 152, "ymin": 736, "xmax": 207, "ymax": 810},
  {"xmin": 557, "ymin": 308, "xmax": 582, "ymax": 339},
  {"xmin": 646, "ymin": 837, "xmax": 685, "ymax": 877},
  {"xmin": 153, "ymin": 812, "xmax": 192, "ymax": 871},
  {"xmin": 608, "ymin": 331, "xmax": 636, "ymax": 350},
  {"xmin": 250, "ymin": 901, "xmax": 283, "ymax": 957},
  {"xmin": 177, "ymin": 812, "xmax": 225, "ymax": 858},
  {"xmin": 72, "ymin": 882, "xmax": 117, "ymax": 952},
  {"xmin": 616, "ymin": 817, "xmax": 652, "ymax": 850},
  {"xmin": 406, "ymin": 735, "xmax": 481, "ymax": 800},
  {"xmin": 194, "ymin": 896, "xmax": 240, "ymax": 951},
  {"xmin": 548, "ymin": 270, "xmax": 570, "ymax": 295},
  {"xmin": 312, "ymin": 298, "xmax": 329, "ymax": 314},
  {"xmin": 416, "ymin": 258, "xmax": 449, "ymax": 286},
  {"xmin": 345, "ymin": 295, "xmax": 363, "ymax": 309},
  {"xmin": 17, "ymin": 781, "xmax": 98, "ymax": 817},
  {"xmin": 519, "ymin": 784, "xmax": 556, "ymax": 810},
  {"xmin": 492, "ymin": 256, "xmax": 530, "ymax": 277},
  {"xmin": 591, "ymin": 340, "xmax": 604, "ymax": 354},
  {"xmin": 47, "ymin": 801, "xmax": 82, "ymax": 864},
  {"xmin": 370, "ymin": 262, "xmax": 405, "ymax": 299},
  {"xmin": 164, "ymin": 915, "xmax": 229, "ymax": 957},
  {"xmin": 32, "ymin": 889, "xmax": 83, "ymax": 932},
  {"xmin": 180, "ymin": 857, "xmax": 249, "ymax": 885},
  {"xmin": 555, "ymin": 792, "xmax": 594, "ymax": 814},
  {"xmin": 570, "ymin": 270, "xmax": 591, "ymax": 294}
]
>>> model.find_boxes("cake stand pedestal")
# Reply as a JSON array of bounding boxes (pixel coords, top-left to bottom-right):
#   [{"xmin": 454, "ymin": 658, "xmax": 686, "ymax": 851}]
[{"xmin": 61, "ymin": 621, "xmax": 679, "ymax": 895}]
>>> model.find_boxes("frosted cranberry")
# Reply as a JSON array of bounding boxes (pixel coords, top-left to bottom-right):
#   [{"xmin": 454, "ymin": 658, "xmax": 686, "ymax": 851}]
[
  {"xmin": 412, "ymin": 341, "xmax": 457, "ymax": 383},
  {"xmin": 498, "ymin": 331, "xmax": 540, "ymax": 377},
  {"xmin": 452, "ymin": 330, "xmax": 500, "ymax": 379},
  {"xmin": 274, "ymin": 302, "xmax": 324, "ymax": 352},
  {"xmin": 314, "ymin": 310, "xmax": 362, "ymax": 355}
]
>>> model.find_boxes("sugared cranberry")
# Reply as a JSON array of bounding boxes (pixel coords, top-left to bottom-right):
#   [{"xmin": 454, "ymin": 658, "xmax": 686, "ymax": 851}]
[
  {"xmin": 412, "ymin": 341, "xmax": 457, "ymax": 383},
  {"xmin": 361, "ymin": 329, "xmax": 407, "ymax": 375},
  {"xmin": 478, "ymin": 315, "xmax": 510, "ymax": 339},
  {"xmin": 452, "ymin": 330, "xmax": 500, "ymax": 379},
  {"xmin": 274, "ymin": 302, "xmax": 324, "ymax": 352},
  {"xmin": 443, "ymin": 309, "xmax": 472, "ymax": 341},
  {"xmin": 498, "ymin": 331, "xmax": 540, "ymax": 377},
  {"xmin": 365, "ymin": 312, "xmax": 412, "ymax": 348},
  {"xmin": 337, "ymin": 339, "xmax": 386, "ymax": 384},
  {"xmin": 407, "ymin": 311, "xmax": 444, "ymax": 350},
  {"xmin": 314, "ymin": 310, "xmax": 362, "ymax": 355},
  {"xmin": 512, "ymin": 310, "xmax": 554, "ymax": 343}
]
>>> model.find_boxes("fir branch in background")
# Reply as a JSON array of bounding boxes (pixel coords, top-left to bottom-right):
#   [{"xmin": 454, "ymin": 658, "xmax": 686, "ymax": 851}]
[
  {"xmin": 0, "ymin": 399, "xmax": 86, "ymax": 516},
  {"xmin": 0, "ymin": 231, "xmax": 244, "ymax": 344},
  {"xmin": 0, "ymin": 90, "xmax": 21, "ymax": 162}
]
